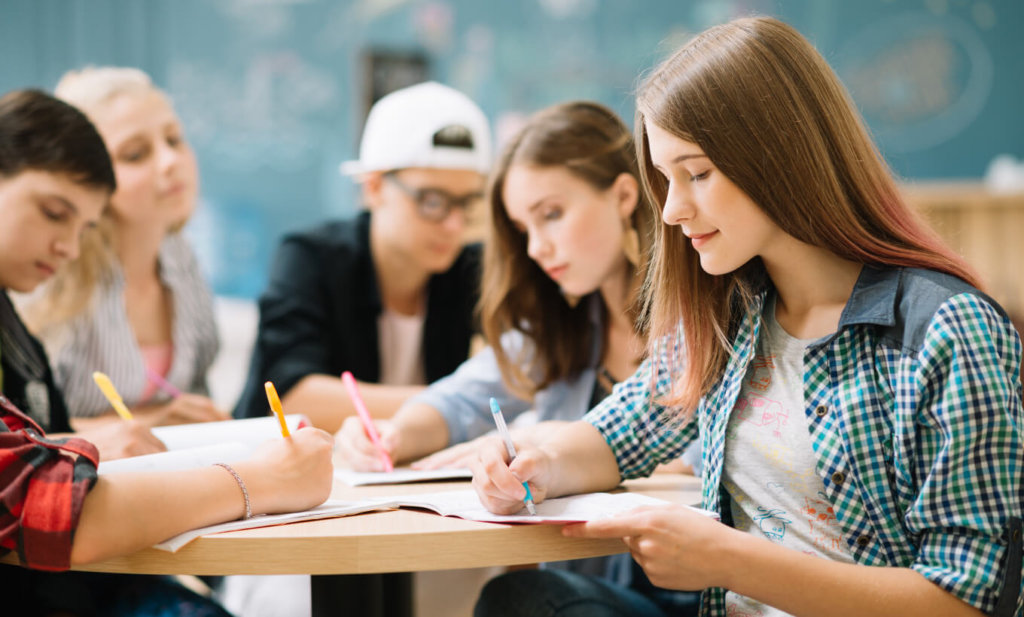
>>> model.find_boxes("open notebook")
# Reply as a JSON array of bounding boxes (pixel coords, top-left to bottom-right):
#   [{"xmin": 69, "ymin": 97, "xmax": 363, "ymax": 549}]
[
  {"xmin": 97, "ymin": 415, "xmax": 309, "ymax": 474},
  {"xmin": 154, "ymin": 499, "xmax": 396, "ymax": 552},
  {"xmin": 150, "ymin": 414, "xmax": 310, "ymax": 450},
  {"xmin": 154, "ymin": 489, "xmax": 716, "ymax": 552},
  {"xmin": 374, "ymin": 489, "xmax": 716, "ymax": 524}
]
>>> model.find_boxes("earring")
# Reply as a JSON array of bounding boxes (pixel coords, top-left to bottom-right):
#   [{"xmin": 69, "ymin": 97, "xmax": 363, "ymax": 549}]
[{"xmin": 622, "ymin": 224, "xmax": 640, "ymax": 267}]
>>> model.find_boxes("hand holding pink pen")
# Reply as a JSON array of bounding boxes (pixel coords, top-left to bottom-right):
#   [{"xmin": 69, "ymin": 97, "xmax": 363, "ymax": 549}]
[
  {"xmin": 144, "ymin": 366, "xmax": 227, "ymax": 424},
  {"xmin": 341, "ymin": 371, "xmax": 394, "ymax": 472},
  {"xmin": 145, "ymin": 365, "xmax": 183, "ymax": 398}
]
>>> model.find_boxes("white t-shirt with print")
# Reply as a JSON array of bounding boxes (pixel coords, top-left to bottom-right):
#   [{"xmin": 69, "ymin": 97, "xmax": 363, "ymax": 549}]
[{"xmin": 721, "ymin": 297, "xmax": 855, "ymax": 616}]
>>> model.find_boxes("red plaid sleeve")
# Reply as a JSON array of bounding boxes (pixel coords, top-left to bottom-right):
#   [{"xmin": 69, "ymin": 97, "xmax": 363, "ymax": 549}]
[{"xmin": 0, "ymin": 395, "xmax": 98, "ymax": 571}]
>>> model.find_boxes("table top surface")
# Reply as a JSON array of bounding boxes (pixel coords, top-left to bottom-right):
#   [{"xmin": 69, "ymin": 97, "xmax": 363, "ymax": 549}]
[{"xmin": 4, "ymin": 473, "xmax": 701, "ymax": 576}]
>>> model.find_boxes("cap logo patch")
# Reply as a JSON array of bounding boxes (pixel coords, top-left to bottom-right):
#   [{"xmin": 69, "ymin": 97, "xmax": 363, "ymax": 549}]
[{"xmin": 433, "ymin": 124, "xmax": 474, "ymax": 149}]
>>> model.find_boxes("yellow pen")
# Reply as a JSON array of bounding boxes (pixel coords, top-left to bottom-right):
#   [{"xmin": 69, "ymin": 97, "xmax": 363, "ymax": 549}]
[
  {"xmin": 92, "ymin": 371, "xmax": 134, "ymax": 421},
  {"xmin": 264, "ymin": 381, "xmax": 291, "ymax": 438}
]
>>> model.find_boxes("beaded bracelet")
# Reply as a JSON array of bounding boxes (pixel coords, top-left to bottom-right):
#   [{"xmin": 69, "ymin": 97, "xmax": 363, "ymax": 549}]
[{"xmin": 213, "ymin": 462, "xmax": 252, "ymax": 520}]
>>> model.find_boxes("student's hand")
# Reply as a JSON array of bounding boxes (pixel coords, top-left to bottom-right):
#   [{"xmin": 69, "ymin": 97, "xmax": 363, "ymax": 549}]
[
  {"xmin": 334, "ymin": 416, "xmax": 399, "ymax": 471},
  {"xmin": 470, "ymin": 435, "xmax": 552, "ymax": 514},
  {"xmin": 562, "ymin": 503, "xmax": 736, "ymax": 591},
  {"xmin": 411, "ymin": 437, "xmax": 484, "ymax": 470},
  {"xmin": 240, "ymin": 427, "xmax": 335, "ymax": 515},
  {"xmin": 140, "ymin": 394, "xmax": 229, "ymax": 427},
  {"xmin": 77, "ymin": 420, "xmax": 168, "ymax": 461}
]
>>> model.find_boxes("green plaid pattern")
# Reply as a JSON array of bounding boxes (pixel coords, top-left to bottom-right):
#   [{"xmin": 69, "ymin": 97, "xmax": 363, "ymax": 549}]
[{"xmin": 586, "ymin": 267, "xmax": 1024, "ymax": 616}]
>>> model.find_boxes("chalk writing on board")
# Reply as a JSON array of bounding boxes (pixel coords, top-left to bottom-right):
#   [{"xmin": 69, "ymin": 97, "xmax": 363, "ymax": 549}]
[{"xmin": 837, "ymin": 12, "xmax": 993, "ymax": 153}]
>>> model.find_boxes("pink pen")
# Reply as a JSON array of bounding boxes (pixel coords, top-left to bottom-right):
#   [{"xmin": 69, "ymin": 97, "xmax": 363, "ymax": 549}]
[
  {"xmin": 145, "ymin": 366, "xmax": 182, "ymax": 398},
  {"xmin": 341, "ymin": 371, "xmax": 394, "ymax": 472}
]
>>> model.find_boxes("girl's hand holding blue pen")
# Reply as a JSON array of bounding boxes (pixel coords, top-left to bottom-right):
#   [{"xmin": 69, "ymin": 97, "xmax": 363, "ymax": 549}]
[{"xmin": 470, "ymin": 434, "xmax": 551, "ymax": 515}]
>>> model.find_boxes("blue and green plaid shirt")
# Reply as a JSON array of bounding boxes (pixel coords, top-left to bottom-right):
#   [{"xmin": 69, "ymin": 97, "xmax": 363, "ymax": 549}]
[{"xmin": 586, "ymin": 266, "xmax": 1024, "ymax": 616}]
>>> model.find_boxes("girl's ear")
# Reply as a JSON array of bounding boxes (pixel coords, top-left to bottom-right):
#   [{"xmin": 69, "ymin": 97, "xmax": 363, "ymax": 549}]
[
  {"xmin": 360, "ymin": 172, "xmax": 385, "ymax": 210},
  {"xmin": 612, "ymin": 172, "xmax": 640, "ymax": 219}
]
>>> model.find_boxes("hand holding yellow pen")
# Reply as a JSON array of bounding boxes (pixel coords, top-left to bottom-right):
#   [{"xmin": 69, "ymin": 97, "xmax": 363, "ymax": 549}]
[
  {"xmin": 264, "ymin": 381, "xmax": 291, "ymax": 438},
  {"xmin": 92, "ymin": 371, "xmax": 134, "ymax": 421}
]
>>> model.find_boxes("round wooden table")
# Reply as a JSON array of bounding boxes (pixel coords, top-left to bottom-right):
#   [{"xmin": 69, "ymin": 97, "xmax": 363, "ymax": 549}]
[{"xmin": 5, "ymin": 474, "xmax": 702, "ymax": 616}]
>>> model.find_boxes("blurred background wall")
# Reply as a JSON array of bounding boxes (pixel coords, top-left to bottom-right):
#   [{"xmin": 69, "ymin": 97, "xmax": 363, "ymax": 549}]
[{"xmin": 2, "ymin": 0, "xmax": 1022, "ymax": 299}]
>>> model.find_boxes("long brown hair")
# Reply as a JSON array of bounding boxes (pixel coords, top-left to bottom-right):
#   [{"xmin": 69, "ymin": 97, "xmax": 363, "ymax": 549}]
[
  {"xmin": 481, "ymin": 101, "xmax": 653, "ymax": 399},
  {"xmin": 636, "ymin": 17, "xmax": 980, "ymax": 411}
]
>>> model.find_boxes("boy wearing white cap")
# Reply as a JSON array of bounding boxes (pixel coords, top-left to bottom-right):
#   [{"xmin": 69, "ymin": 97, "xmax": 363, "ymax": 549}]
[{"xmin": 234, "ymin": 82, "xmax": 491, "ymax": 431}]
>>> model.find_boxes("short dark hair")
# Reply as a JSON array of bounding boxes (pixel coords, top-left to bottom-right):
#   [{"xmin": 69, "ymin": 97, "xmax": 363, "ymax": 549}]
[{"xmin": 0, "ymin": 89, "xmax": 115, "ymax": 192}]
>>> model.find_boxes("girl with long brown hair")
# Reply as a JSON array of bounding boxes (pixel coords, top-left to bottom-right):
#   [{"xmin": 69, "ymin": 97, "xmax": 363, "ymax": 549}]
[
  {"xmin": 472, "ymin": 16, "xmax": 1022, "ymax": 617},
  {"xmin": 337, "ymin": 100, "xmax": 658, "ymax": 470},
  {"xmin": 336, "ymin": 100, "xmax": 700, "ymax": 617}
]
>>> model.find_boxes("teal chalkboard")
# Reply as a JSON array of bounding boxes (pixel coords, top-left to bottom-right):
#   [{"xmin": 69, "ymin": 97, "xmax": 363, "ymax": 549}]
[{"xmin": 2, "ymin": 0, "xmax": 1021, "ymax": 297}]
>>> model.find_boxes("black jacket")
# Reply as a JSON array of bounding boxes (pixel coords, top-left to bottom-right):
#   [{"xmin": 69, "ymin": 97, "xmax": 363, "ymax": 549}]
[
  {"xmin": 0, "ymin": 291, "xmax": 70, "ymax": 433},
  {"xmin": 234, "ymin": 211, "xmax": 481, "ymax": 419}
]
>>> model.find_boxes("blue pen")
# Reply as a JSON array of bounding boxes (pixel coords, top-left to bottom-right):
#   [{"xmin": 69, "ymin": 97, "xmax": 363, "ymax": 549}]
[{"xmin": 489, "ymin": 397, "xmax": 537, "ymax": 515}]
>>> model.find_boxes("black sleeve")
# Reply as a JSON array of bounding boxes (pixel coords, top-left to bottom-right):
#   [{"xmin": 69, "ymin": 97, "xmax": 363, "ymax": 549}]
[{"xmin": 423, "ymin": 242, "xmax": 483, "ymax": 383}]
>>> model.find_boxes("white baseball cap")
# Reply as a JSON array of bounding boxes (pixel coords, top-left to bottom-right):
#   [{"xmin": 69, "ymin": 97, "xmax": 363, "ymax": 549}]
[{"xmin": 340, "ymin": 81, "xmax": 492, "ymax": 176}]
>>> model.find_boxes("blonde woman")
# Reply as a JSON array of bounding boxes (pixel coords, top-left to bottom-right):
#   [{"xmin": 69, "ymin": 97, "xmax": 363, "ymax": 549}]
[{"xmin": 23, "ymin": 67, "xmax": 223, "ymax": 429}]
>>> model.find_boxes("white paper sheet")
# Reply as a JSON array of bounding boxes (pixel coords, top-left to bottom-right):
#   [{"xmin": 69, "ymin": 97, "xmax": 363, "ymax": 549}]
[
  {"xmin": 372, "ymin": 489, "xmax": 715, "ymax": 524},
  {"xmin": 151, "ymin": 415, "xmax": 309, "ymax": 450},
  {"xmin": 150, "ymin": 489, "xmax": 716, "ymax": 552},
  {"xmin": 98, "ymin": 442, "xmax": 252, "ymax": 474},
  {"xmin": 101, "ymin": 415, "xmax": 312, "ymax": 474}
]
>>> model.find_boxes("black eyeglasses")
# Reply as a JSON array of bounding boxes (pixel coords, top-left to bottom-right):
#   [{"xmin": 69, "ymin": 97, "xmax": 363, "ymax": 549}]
[{"xmin": 383, "ymin": 173, "xmax": 484, "ymax": 223}]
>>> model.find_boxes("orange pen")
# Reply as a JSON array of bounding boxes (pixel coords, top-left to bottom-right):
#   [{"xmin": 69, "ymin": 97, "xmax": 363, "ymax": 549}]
[{"xmin": 264, "ymin": 381, "xmax": 291, "ymax": 438}]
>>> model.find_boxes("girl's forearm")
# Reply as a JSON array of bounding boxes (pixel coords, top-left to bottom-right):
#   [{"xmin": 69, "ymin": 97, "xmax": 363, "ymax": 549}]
[
  {"xmin": 70, "ymin": 466, "xmax": 245, "ymax": 564},
  {"xmin": 281, "ymin": 375, "xmax": 423, "ymax": 433},
  {"xmin": 541, "ymin": 421, "xmax": 621, "ymax": 497},
  {"xmin": 717, "ymin": 530, "xmax": 985, "ymax": 617},
  {"xmin": 389, "ymin": 402, "xmax": 451, "ymax": 462}
]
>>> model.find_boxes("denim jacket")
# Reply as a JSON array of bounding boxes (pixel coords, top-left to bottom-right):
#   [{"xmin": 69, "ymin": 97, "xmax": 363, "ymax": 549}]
[{"xmin": 410, "ymin": 295, "xmax": 605, "ymax": 445}]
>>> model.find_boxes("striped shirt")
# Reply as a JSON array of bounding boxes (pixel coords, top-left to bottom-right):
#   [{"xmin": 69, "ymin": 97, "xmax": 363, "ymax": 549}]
[
  {"xmin": 585, "ymin": 266, "xmax": 1024, "ymax": 617},
  {"xmin": 43, "ymin": 233, "xmax": 220, "ymax": 418}
]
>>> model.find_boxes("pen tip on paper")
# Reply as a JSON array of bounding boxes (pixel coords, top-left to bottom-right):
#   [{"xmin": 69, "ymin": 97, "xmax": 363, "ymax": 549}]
[{"xmin": 526, "ymin": 501, "xmax": 537, "ymax": 515}]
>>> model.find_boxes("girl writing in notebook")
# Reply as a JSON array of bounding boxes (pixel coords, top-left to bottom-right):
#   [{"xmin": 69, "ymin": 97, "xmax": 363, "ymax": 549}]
[
  {"xmin": 471, "ymin": 17, "xmax": 1023, "ymax": 617},
  {"xmin": 22, "ymin": 66, "xmax": 224, "ymax": 429},
  {"xmin": 337, "ymin": 100, "xmax": 660, "ymax": 470},
  {"xmin": 0, "ymin": 88, "xmax": 334, "ymax": 617},
  {"xmin": 337, "ymin": 101, "xmax": 699, "ymax": 614}
]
